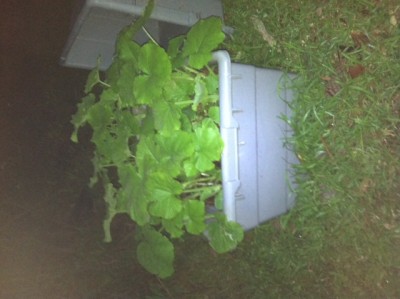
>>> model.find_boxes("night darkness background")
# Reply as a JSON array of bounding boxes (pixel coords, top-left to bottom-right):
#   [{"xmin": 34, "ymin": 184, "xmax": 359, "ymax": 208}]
[{"xmin": 0, "ymin": 1, "xmax": 146, "ymax": 297}]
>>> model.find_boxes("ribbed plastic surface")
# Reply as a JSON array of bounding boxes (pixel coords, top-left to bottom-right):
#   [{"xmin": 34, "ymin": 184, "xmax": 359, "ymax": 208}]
[{"xmin": 213, "ymin": 51, "xmax": 297, "ymax": 230}]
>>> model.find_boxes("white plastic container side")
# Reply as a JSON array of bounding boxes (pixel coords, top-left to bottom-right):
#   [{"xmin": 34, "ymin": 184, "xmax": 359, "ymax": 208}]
[
  {"xmin": 60, "ymin": 0, "xmax": 223, "ymax": 70},
  {"xmin": 213, "ymin": 51, "xmax": 297, "ymax": 231}
]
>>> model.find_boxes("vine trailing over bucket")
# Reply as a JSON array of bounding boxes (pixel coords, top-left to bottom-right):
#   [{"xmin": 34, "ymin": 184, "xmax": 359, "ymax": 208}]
[{"xmin": 70, "ymin": 0, "xmax": 243, "ymax": 278}]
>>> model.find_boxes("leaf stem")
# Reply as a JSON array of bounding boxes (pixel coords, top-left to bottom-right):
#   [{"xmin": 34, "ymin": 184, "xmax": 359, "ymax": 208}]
[
  {"xmin": 142, "ymin": 26, "xmax": 160, "ymax": 46},
  {"xmin": 182, "ymin": 187, "xmax": 207, "ymax": 194},
  {"xmin": 182, "ymin": 186, "xmax": 219, "ymax": 194},
  {"xmin": 182, "ymin": 176, "xmax": 218, "ymax": 188},
  {"xmin": 175, "ymin": 100, "xmax": 193, "ymax": 106},
  {"xmin": 100, "ymin": 81, "xmax": 111, "ymax": 88},
  {"xmin": 183, "ymin": 66, "xmax": 202, "ymax": 76}
]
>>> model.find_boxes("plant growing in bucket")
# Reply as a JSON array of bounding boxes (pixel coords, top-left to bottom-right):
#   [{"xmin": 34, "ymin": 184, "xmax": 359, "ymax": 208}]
[{"xmin": 71, "ymin": 1, "xmax": 243, "ymax": 278}]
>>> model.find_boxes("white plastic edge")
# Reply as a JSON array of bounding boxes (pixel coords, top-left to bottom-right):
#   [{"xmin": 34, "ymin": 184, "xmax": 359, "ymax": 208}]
[
  {"xmin": 87, "ymin": 0, "xmax": 198, "ymax": 26},
  {"xmin": 212, "ymin": 51, "xmax": 240, "ymax": 223}
]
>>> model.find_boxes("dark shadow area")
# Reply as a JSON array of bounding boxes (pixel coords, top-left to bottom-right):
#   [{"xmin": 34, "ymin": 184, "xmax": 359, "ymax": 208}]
[{"xmin": 0, "ymin": 1, "xmax": 153, "ymax": 297}]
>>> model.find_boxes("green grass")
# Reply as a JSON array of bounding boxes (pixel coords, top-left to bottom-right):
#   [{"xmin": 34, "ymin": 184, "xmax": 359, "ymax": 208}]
[
  {"xmin": 223, "ymin": 0, "xmax": 399, "ymax": 297},
  {"xmin": 147, "ymin": 0, "xmax": 400, "ymax": 297}
]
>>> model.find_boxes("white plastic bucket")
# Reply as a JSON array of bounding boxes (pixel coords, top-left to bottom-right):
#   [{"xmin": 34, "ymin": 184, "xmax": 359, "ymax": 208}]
[{"xmin": 213, "ymin": 51, "xmax": 297, "ymax": 230}]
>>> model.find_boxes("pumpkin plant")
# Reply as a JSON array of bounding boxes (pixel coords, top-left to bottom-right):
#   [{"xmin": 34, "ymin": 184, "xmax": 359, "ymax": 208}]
[{"xmin": 70, "ymin": 0, "xmax": 243, "ymax": 278}]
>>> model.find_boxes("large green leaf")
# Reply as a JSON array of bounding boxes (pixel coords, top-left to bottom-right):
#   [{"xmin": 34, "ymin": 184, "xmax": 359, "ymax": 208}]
[
  {"xmin": 192, "ymin": 72, "xmax": 219, "ymax": 112},
  {"xmin": 99, "ymin": 88, "xmax": 118, "ymax": 105},
  {"xmin": 92, "ymin": 129, "xmax": 130, "ymax": 165},
  {"xmin": 194, "ymin": 119, "xmax": 224, "ymax": 172},
  {"xmin": 116, "ymin": 39, "xmax": 140, "ymax": 64},
  {"xmin": 136, "ymin": 132, "xmax": 194, "ymax": 177},
  {"xmin": 183, "ymin": 17, "xmax": 225, "ymax": 69},
  {"xmin": 115, "ymin": 63, "xmax": 137, "ymax": 107},
  {"xmin": 148, "ymin": 173, "xmax": 183, "ymax": 219},
  {"xmin": 208, "ymin": 106, "xmax": 220, "ymax": 124},
  {"xmin": 134, "ymin": 43, "xmax": 172, "ymax": 104},
  {"xmin": 183, "ymin": 158, "xmax": 199, "ymax": 177},
  {"xmin": 207, "ymin": 215, "xmax": 244, "ymax": 254},
  {"xmin": 204, "ymin": 69, "xmax": 219, "ymax": 97},
  {"xmin": 192, "ymin": 75, "xmax": 207, "ymax": 111},
  {"xmin": 137, "ymin": 226, "xmax": 174, "ymax": 278},
  {"xmin": 167, "ymin": 35, "xmax": 186, "ymax": 68},
  {"xmin": 116, "ymin": 109, "xmax": 140, "ymax": 136},
  {"xmin": 117, "ymin": 164, "xmax": 150, "ymax": 225},
  {"xmin": 156, "ymin": 132, "xmax": 194, "ymax": 176},
  {"xmin": 136, "ymin": 136, "xmax": 160, "ymax": 177},
  {"xmin": 152, "ymin": 99, "xmax": 181, "ymax": 132},
  {"xmin": 162, "ymin": 212, "xmax": 184, "ymax": 238},
  {"xmin": 86, "ymin": 102, "xmax": 113, "ymax": 130},
  {"xmin": 184, "ymin": 200, "xmax": 206, "ymax": 235},
  {"xmin": 163, "ymin": 72, "xmax": 194, "ymax": 106}
]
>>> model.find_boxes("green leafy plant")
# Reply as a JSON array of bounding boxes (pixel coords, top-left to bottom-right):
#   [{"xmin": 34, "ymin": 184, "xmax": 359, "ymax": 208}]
[{"xmin": 71, "ymin": 1, "xmax": 243, "ymax": 278}]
